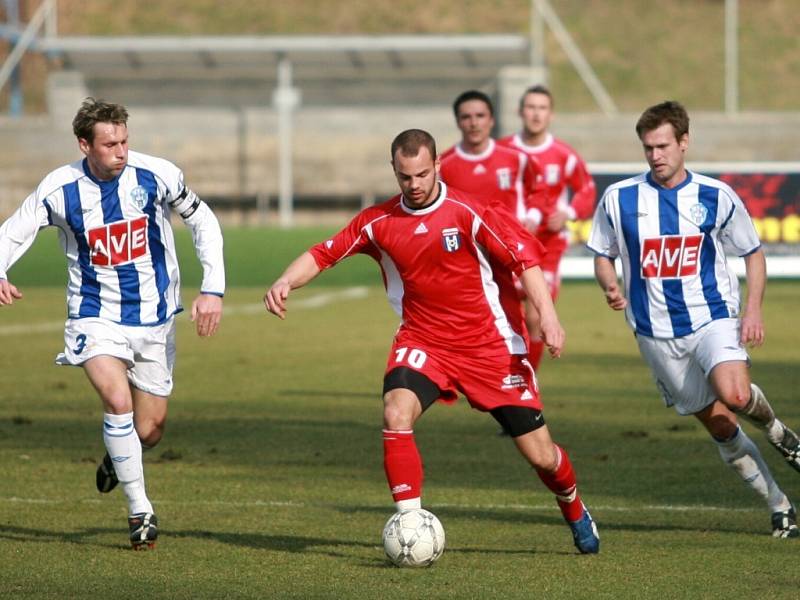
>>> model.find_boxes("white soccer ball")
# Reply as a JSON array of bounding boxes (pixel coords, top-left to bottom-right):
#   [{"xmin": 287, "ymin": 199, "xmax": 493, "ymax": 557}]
[{"xmin": 382, "ymin": 508, "xmax": 446, "ymax": 567}]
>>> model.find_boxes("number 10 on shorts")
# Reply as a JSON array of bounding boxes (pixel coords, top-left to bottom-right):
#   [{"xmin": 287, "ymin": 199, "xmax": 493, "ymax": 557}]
[{"xmin": 394, "ymin": 347, "xmax": 428, "ymax": 369}]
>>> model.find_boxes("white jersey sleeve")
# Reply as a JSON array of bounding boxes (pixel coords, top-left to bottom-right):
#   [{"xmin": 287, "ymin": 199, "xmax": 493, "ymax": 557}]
[
  {"xmin": 128, "ymin": 152, "xmax": 226, "ymax": 296},
  {"xmin": 0, "ymin": 182, "xmax": 57, "ymax": 279},
  {"xmin": 587, "ymin": 187, "xmax": 621, "ymax": 259},
  {"xmin": 716, "ymin": 183, "xmax": 760, "ymax": 257}
]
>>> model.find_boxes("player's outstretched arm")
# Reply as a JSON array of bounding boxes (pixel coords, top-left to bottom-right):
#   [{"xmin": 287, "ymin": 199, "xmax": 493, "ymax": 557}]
[
  {"xmin": 594, "ymin": 255, "xmax": 627, "ymax": 311},
  {"xmin": 191, "ymin": 293, "xmax": 223, "ymax": 337},
  {"xmin": 740, "ymin": 249, "xmax": 766, "ymax": 347},
  {"xmin": 519, "ymin": 266, "xmax": 565, "ymax": 358},
  {"xmin": 0, "ymin": 278, "xmax": 22, "ymax": 306},
  {"xmin": 264, "ymin": 252, "xmax": 321, "ymax": 320}
]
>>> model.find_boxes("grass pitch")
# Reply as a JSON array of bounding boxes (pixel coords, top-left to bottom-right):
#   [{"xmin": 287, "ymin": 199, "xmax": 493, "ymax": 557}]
[{"xmin": 0, "ymin": 228, "xmax": 798, "ymax": 599}]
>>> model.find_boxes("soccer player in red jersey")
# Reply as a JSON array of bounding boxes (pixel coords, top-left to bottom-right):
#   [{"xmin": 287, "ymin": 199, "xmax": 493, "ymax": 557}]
[
  {"xmin": 264, "ymin": 129, "xmax": 600, "ymax": 554},
  {"xmin": 499, "ymin": 85, "xmax": 597, "ymax": 369},
  {"xmin": 440, "ymin": 90, "xmax": 548, "ymax": 371}
]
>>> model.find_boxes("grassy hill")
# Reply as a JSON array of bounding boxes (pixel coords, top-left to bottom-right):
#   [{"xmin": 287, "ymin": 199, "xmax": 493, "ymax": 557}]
[{"xmin": 2, "ymin": 0, "xmax": 799, "ymax": 112}]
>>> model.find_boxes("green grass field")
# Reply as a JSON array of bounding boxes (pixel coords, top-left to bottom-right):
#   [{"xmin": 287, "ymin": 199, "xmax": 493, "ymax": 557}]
[{"xmin": 1, "ymin": 227, "xmax": 799, "ymax": 599}]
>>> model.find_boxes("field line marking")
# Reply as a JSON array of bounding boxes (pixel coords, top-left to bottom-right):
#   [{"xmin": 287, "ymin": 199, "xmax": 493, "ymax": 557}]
[
  {"xmin": 0, "ymin": 496, "xmax": 761, "ymax": 513},
  {"xmin": 0, "ymin": 286, "xmax": 371, "ymax": 336},
  {"xmin": 225, "ymin": 286, "xmax": 370, "ymax": 316}
]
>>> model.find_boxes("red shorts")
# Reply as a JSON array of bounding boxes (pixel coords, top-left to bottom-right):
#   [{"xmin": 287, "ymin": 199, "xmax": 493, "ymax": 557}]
[{"xmin": 385, "ymin": 336, "xmax": 541, "ymax": 411}]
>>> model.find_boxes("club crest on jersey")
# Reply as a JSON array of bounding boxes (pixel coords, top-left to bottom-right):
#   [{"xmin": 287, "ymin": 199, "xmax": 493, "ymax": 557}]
[
  {"xmin": 545, "ymin": 164, "xmax": 561, "ymax": 185},
  {"xmin": 496, "ymin": 167, "xmax": 512, "ymax": 190},
  {"xmin": 88, "ymin": 216, "xmax": 148, "ymax": 266},
  {"xmin": 641, "ymin": 234, "xmax": 703, "ymax": 278},
  {"xmin": 441, "ymin": 227, "xmax": 461, "ymax": 252},
  {"xmin": 689, "ymin": 203, "xmax": 709, "ymax": 226},
  {"xmin": 129, "ymin": 185, "xmax": 150, "ymax": 210}
]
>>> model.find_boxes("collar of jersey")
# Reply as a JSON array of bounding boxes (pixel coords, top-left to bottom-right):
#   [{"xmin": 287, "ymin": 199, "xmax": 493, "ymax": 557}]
[
  {"xmin": 646, "ymin": 169, "xmax": 693, "ymax": 193},
  {"xmin": 454, "ymin": 138, "xmax": 495, "ymax": 161},
  {"xmin": 82, "ymin": 157, "xmax": 126, "ymax": 188},
  {"xmin": 400, "ymin": 181, "xmax": 447, "ymax": 215},
  {"xmin": 513, "ymin": 132, "xmax": 553, "ymax": 153}
]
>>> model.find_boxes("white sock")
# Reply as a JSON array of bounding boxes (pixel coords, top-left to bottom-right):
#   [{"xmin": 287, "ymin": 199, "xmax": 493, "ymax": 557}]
[
  {"xmin": 103, "ymin": 412, "xmax": 153, "ymax": 515},
  {"xmin": 396, "ymin": 498, "xmax": 421, "ymax": 511},
  {"xmin": 715, "ymin": 426, "xmax": 790, "ymax": 513},
  {"xmin": 766, "ymin": 418, "xmax": 786, "ymax": 445}
]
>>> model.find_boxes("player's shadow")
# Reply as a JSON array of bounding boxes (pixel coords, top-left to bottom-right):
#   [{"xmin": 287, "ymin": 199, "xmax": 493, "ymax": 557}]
[
  {"xmin": 341, "ymin": 504, "xmax": 765, "ymax": 538},
  {"xmin": 170, "ymin": 528, "xmax": 570, "ymax": 562},
  {"xmin": 0, "ymin": 523, "xmax": 139, "ymax": 550}
]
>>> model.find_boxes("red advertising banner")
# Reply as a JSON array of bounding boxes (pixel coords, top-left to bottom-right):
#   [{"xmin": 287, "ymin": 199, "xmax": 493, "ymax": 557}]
[{"xmin": 568, "ymin": 167, "xmax": 800, "ymax": 251}]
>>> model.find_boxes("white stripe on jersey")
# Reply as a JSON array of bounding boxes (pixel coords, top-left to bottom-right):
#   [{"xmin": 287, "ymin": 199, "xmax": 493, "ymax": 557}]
[
  {"xmin": 587, "ymin": 170, "xmax": 760, "ymax": 338},
  {"xmin": 364, "ymin": 220, "xmax": 405, "ymax": 319}
]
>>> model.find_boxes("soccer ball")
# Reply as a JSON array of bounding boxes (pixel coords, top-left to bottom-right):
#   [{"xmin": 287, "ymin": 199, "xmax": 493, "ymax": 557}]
[{"xmin": 382, "ymin": 508, "xmax": 445, "ymax": 567}]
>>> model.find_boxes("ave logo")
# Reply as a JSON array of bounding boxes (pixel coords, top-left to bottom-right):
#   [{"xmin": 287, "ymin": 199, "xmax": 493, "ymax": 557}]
[
  {"xmin": 641, "ymin": 234, "xmax": 703, "ymax": 278},
  {"xmin": 87, "ymin": 216, "xmax": 148, "ymax": 266}
]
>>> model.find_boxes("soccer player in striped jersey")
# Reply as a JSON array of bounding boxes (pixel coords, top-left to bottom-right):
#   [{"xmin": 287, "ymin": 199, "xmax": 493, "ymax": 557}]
[
  {"xmin": 265, "ymin": 129, "xmax": 600, "ymax": 554},
  {"xmin": 588, "ymin": 100, "xmax": 800, "ymax": 538},
  {"xmin": 0, "ymin": 98, "xmax": 226, "ymax": 548}
]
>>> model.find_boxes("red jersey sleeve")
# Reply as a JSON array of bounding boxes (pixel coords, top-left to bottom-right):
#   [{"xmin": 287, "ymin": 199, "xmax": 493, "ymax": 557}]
[
  {"xmin": 565, "ymin": 152, "xmax": 596, "ymax": 220},
  {"xmin": 477, "ymin": 201, "xmax": 545, "ymax": 276},
  {"xmin": 308, "ymin": 207, "xmax": 385, "ymax": 270}
]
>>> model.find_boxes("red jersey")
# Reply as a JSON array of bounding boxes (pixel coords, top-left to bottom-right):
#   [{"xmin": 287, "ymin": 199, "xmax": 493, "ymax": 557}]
[
  {"xmin": 499, "ymin": 133, "xmax": 596, "ymax": 250},
  {"xmin": 309, "ymin": 182, "xmax": 545, "ymax": 357},
  {"xmin": 439, "ymin": 139, "xmax": 545, "ymax": 224}
]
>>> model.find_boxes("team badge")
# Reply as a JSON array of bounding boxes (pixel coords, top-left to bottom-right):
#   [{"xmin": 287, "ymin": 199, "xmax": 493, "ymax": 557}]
[
  {"xmin": 130, "ymin": 186, "xmax": 149, "ymax": 210},
  {"xmin": 545, "ymin": 164, "xmax": 560, "ymax": 185},
  {"xmin": 441, "ymin": 227, "xmax": 461, "ymax": 252},
  {"xmin": 496, "ymin": 167, "xmax": 512, "ymax": 190},
  {"xmin": 689, "ymin": 203, "xmax": 708, "ymax": 226}
]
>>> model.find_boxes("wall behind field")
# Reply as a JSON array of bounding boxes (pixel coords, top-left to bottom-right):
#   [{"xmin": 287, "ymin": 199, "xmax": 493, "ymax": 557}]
[{"xmin": 3, "ymin": 106, "xmax": 800, "ymax": 220}]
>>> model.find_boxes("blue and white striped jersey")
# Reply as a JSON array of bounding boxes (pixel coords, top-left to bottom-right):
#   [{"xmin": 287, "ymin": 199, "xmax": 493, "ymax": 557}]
[
  {"xmin": 0, "ymin": 150, "xmax": 225, "ymax": 326},
  {"xmin": 587, "ymin": 171, "xmax": 760, "ymax": 339}
]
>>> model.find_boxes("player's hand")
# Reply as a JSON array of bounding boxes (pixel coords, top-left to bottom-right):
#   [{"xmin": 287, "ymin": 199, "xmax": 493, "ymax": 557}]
[
  {"xmin": 191, "ymin": 293, "xmax": 223, "ymax": 337},
  {"xmin": 539, "ymin": 314, "xmax": 565, "ymax": 359},
  {"xmin": 603, "ymin": 282, "xmax": 627, "ymax": 311},
  {"xmin": 264, "ymin": 279, "xmax": 291, "ymax": 319},
  {"xmin": 546, "ymin": 209, "xmax": 569, "ymax": 232},
  {"xmin": 0, "ymin": 279, "xmax": 22, "ymax": 306},
  {"xmin": 740, "ymin": 309, "xmax": 765, "ymax": 347}
]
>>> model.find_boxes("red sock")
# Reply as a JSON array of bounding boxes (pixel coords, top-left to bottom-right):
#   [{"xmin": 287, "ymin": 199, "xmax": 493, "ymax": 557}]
[
  {"xmin": 383, "ymin": 430, "xmax": 423, "ymax": 502},
  {"xmin": 528, "ymin": 339, "xmax": 545, "ymax": 371},
  {"xmin": 536, "ymin": 445, "xmax": 584, "ymax": 522}
]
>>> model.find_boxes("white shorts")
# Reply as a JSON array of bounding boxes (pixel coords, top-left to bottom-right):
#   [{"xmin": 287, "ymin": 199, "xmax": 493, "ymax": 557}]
[
  {"xmin": 55, "ymin": 317, "xmax": 176, "ymax": 397},
  {"xmin": 636, "ymin": 318, "xmax": 749, "ymax": 416}
]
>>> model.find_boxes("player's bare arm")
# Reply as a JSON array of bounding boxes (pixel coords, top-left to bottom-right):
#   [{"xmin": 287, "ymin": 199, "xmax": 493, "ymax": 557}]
[
  {"xmin": 264, "ymin": 251, "xmax": 321, "ymax": 319},
  {"xmin": 594, "ymin": 256, "xmax": 627, "ymax": 311},
  {"xmin": 0, "ymin": 278, "xmax": 22, "ymax": 306},
  {"xmin": 191, "ymin": 293, "xmax": 223, "ymax": 337},
  {"xmin": 740, "ymin": 249, "xmax": 766, "ymax": 347},
  {"xmin": 519, "ymin": 266, "xmax": 565, "ymax": 358}
]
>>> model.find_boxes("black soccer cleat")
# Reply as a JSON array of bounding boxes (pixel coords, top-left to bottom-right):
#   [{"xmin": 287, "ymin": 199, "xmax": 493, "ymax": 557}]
[
  {"xmin": 771, "ymin": 505, "xmax": 799, "ymax": 539},
  {"xmin": 769, "ymin": 423, "xmax": 800, "ymax": 474},
  {"xmin": 129, "ymin": 512, "xmax": 159, "ymax": 550},
  {"xmin": 96, "ymin": 452, "xmax": 119, "ymax": 493}
]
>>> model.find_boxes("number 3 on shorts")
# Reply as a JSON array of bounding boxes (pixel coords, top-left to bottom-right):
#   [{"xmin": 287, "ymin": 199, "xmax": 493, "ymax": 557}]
[
  {"xmin": 73, "ymin": 333, "xmax": 87, "ymax": 354},
  {"xmin": 394, "ymin": 347, "xmax": 427, "ymax": 369}
]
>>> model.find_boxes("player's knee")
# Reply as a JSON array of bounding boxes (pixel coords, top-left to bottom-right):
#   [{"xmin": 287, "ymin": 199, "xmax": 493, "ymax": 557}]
[
  {"xmin": 719, "ymin": 385, "xmax": 751, "ymax": 411},
  {"xmin": 102, "ymin": 389, "xmax": 134, "ymax": 414},
  {"xmin": 136, "ymin": 415, "xmax": 166, "ymax": 447},
  {"xmin": 383, "ymin": 392, "xmax": 417, "ymax": 430}
]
